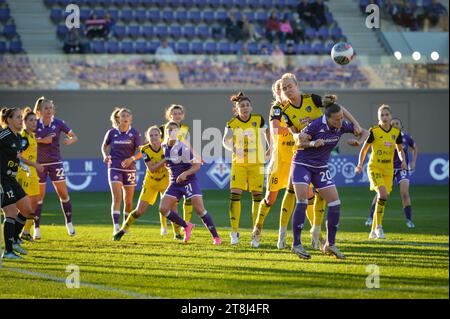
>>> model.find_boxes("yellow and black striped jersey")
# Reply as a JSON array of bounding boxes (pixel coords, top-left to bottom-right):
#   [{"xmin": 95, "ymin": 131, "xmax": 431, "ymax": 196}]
[
  {"xmin": 367, "ymin": 125, "xmax": 402, "ymax": 170},
  {"xmin": 226, "ymin": 114, "xmax": 267, "ymax": 165}
]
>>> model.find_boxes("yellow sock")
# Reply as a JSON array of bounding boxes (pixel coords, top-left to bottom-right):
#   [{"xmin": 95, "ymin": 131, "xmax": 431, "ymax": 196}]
[
  {"xmin": 123, "ymin": 211, "xmax": 138, "ymax": 232},
  {"xmin": 306, "ymin": 201, "xmax": 314, "ymax": 228},
  {"xmin": 160, "ymin": 214, "xmax": 168, "ymax": 229},
  {"xmin": 183, "ymin": 198, "xmax": 193, "ymax": 223},
  {"xmin": 279, "ymin": 188, "xmax": 296, "ymax": 228},
  {"xmin": 252, "ymin": 194, "xmax": 263, "ymax": 228},
  {"xmin": 23, "ymin": 218, "xmax": 33, "ymax": 234},
  {"xmin": 229, "ymin": 193, "xmax": 241, "ymax": 232},
  {"xmin": 375, "ymin": 198, "xmax": 387, "ymax": 228},
  {"xmin": 172, "ymin": 222, "xmax": 182, "ymax": 235},
  {"xmin": 255, "ymin": 197, "xmax": 270, "ymax": 229},
  {"xmin": 313, "ymin": 192, "xmax": 326, "ymax": 227}
]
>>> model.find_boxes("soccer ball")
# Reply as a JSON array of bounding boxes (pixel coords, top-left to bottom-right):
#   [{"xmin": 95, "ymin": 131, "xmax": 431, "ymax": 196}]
[{"xmin": 331, "ymin": 42, "xmax": 355, "ymax": 65}]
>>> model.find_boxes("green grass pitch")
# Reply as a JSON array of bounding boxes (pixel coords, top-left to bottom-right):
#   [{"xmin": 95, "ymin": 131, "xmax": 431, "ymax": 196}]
[{"xmin": 0, "ymin": 185, "xmax": 448, "ymax": 299}]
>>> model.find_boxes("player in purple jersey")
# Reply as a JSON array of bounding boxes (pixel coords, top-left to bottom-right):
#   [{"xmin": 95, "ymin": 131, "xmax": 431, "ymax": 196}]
[
  {"xmin": 33, "ymin": 97, "xmax": 78, "ymax": 239},
  {"xmin": 101, "ymin": 107, "xmax": 143, "ymax": 235},
  {"xmin": 365, "ymin": 117, "xmax": 418, "ymax": 228},
  {"xmin": 158, "ymin": 122, "xmax": 222, "ymax": 245},
  {"xmin": 289, "ymin": 102, "xmax": 368, "ymax": 259}
]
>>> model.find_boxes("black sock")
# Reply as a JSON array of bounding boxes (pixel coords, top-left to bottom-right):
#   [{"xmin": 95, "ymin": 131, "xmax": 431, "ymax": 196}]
[
  {"xmin": 4, "ymin": 217, "xmax": 16, "ymax": 253},
  {"xmin": 14, "ymin": 213, "xmax": 27, "ymax": 241}
]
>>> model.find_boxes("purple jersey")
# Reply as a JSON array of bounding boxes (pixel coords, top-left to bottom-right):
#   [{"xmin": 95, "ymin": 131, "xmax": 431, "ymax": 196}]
[
  {"xmin": 394, "ymin": 132, "xmax": 415, "ymax": 169},
  {"xmin": 163, "ymin": 140, "xmax": 196, "ymax": 184},
  {"xmin": 294, "ymin": 115, "xmax": 354, "ymax": 167},
  {"xmin": 103, "ymin": 127, "xmax": 142, "ymax": 170},
  {"xmin": 36, "ymin": 117, "xmax": 71, "ymax": 164}
]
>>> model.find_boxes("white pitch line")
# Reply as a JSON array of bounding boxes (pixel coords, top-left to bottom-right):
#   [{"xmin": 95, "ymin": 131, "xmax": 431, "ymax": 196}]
[{"xmin": 2, "ymin": 267, "xmax": 160, "ymax": 299}]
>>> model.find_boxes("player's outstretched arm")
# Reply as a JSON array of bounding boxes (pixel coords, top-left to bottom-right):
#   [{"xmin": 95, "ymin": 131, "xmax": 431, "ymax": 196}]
[
  {"xmin": 340, "ymin": 106, "xmax": 362, "ymax": 134},
  {"xmin": 347, "ymin": 128, "xmax": 369, "ymax": 147},
  {"xmin": 356, "ymin": 141, "xmax": 371, "ymax": 174}
]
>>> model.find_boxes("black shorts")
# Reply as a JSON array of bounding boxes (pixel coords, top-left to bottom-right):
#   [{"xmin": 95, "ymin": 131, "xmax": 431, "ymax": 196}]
[{"xmin": 1, "ymin": 176, "xmax": 27, "ymax": 208}]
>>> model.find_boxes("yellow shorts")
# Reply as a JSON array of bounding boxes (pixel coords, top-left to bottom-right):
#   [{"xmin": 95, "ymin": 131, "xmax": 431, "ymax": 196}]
[
  {"xmin": 16, "ymin": 171, "xmax": 40, "ymax": 197},
  {"xmin": 230, "ymin": 164, "xmax": 265, "ymax": 193},
  {"xmin": 266, "ymin": 159, "xmax": 292, "ymax": 192},
  {"xmin": 368, "ymin": 165, "xmax": 393, "ymax": 194},
  {"xmin": 139, "ymin": 176, "xmax": 169, "ymax": 205}
]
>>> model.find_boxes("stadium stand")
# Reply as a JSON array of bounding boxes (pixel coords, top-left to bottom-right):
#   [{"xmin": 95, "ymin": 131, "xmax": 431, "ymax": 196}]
[{"xmin": 0, "ymin": 0, "xmax": 24, "ymax": 53}]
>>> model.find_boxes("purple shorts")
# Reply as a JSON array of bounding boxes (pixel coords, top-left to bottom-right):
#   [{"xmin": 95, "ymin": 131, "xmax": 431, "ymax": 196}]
[
  {"xmin": 291, "ymin": 162, "xmax": 335, "ymax": 190},
  {"xmin": 394, "ymin": 169, "xmax": 409, "ymax": 184},
  {"xmin": 164, "ymin": 179, "xmax": 202, "ymax": 200},
  {"xmin": 108, "ymin": 169, "xmax": 137, "ymax": 187},
  {"xmin": 39, "ymin": 162, "xmax": 66, "ymax": 183}
]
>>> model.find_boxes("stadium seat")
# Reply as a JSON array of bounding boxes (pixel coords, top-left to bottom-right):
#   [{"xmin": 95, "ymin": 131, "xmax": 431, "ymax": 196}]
[
  {"xmin": 113, "ymin": 0, "xmax": 125, "ymax": 7},
  {"xmin": 247, "ymin": 42, "xmax": 258, "ymax": 54},
  {"xmin": 193, "ymin": 0, "xmax": 208, "ymax": 8},
  {"xmin": 134, "ymin": 10, "xmax": 147, "ymax": 23},
  {"xmin": 175, "ymin": 41, "xmax": 189, "ymax": 54},
  {"xmin": 3, "ymin": 24, "xmax": 16, "ymax": 39},
  {"xmin": 221, "ymin": 0, "xmax": 233, "ymax": 9},
  {"xmin": 57, "ymin": 24, "xmax": 68, "ymax": 38},
  {"xmin": 44, "ymin": 0, "xmax": 57, "ymax": 7},
  {"xmin": 326, "ymin": 12, "xmax": 334, "ymax": 25},
  {"xmin": 260, "ymin": 0, "xmax": 273, "ymax": 9},
  {"xmin": 80, "ymin": 9, "xmax": 91, "ymax": 22},
  {"xmin": 155, "ymin": 25, "xmax": 168, "ymax": 38},
  {"xmin": 120, "ymin": 9, "xmax": 133, "ymax": 23},
  {"xmin": 188, "ymin": 11, "xmax": 201, "ymax": 23},
  {"xmin": 113, "ymin": 25, "xmax": 126, "ymax": 39},
  {"xmin": 202, "ymin": 10, "xmax": 215, "ymax": 24},
  {"xmin": 50, "ymin": 9, "xmax": 63, "ymax": 24},
  {"xmin": 218, "ymin": 42, "xmax": 231, "ymax": 54},
  {"xmin": 127, "ymin": 25, "xmax": 140, "ymax": 39},
  {"xmin": 305, "ymin": 28, "xmax": 317, "ymax": 40},
  {"xmin": 148, "ymin": 10, "xmax": 161, "ymax": 23},
  {"xmin": 215, "ymin": 11, "xmax": 228, "ymax": 23},
  {"xmin": 247, "ymin": 0, "xmax": 260, "ymax": 9},
  {"xmin": 92, "ymin": 40, "xmax": 106, "ymax": 53},
  {"xmin": 162, "ymin": 11, "xmax": 175, "ymax": 23},
  {"xmin": 153, "ymin": 0, "xmax": 166, "ymax": 7},
  {"xmin": 108, "ymin": 9, "xmax": 119, "ymax": 21},
  {"xmin": 142, "ymin": 25, "xmax": 154, "ymax": 38},
  {"xmin": 0, "ymin": 8, "xmax": 10, "ymax": 23},
  {"xmin": 86, "ymin": 0, "xmax": 99, "ymax": 7},
  {"xmin": 141, "ymin": 0, "xmax": 152, "ymax": 7},
  {"xmin": 169, "ymin": 25, "xmax": 182, "ymax": 38},
  {"xmin": 244, "ymin": 11, "xmax": 256, "ymax": 23},
  {"xmin": 312, "ymin": 42, "xmax": 326, "ymax": 54},
  {"xmin": 120, "ymin": 41, "xmax": 134, "ymax": 53},
  {"xmin": 197, "ymin": 25, "xmax": 210, "ymax": 38},
  {"xmin": 0, "ymin": 41, "xmax": 6, "ymax": 54},
  {"xmin": 135, "ymin": 41, "xmax": 148, "ymax": 54},
  {"xmin": 191, "ymin": 41, "xmax": 204, "ymax": 54},
  {"xmin": 317, "ymin": 26, "xmax": 329, "ymax": 39},
  {"xmin": 234, "ymin": 0, "xmax": 248, "ymax": 8},
  {"xmin": 147, "ymin": 40, "xmax": 159, "ymax": 53},
  {"xmin": 181, "ymin": 0, "xmax": 194, "ymax": 7},
  {"xmin": 94, "ymin": 9, "xmax": 105, "ymax": 19},
  {"xmin": 204, "ymin": 42, "xmax": 217, "ymax": 54},
  {"xmin": 126, "ymin": 0, "xmax": 140, "ymax": 7},
  {"xmin": 106, "ymin": 41, "xmax": 120, "ymax": 53},
  {"xmin": 209, "ymin": 0, "xmax": 221, "ymax": 8},
  {"xmin": 331, "ymin": 26, "xmax": 343, "ymax": 40},
  {"xmin": 256, "ymin": 11, "xmax": 269, "ymax": 24},
  {"xmin": 167, "ymin": 0, "xmax": 182, "ymax": 7},
  {"xmin": 286, "ymin": 0, "xmax": 297, "ymax": 9},
  {"xmin": 175, "ymin": 11, "xmax": 188, "ymax": 23},
  {"xmin": 99, "ymin": 0, "xmax": 112, "ymax": 7},
  {"xmin": 182, "ymin": 25, "xmax": 195, "ymax": 39},
  {"xmin": 298, "ymin": 42, "xmax": 312, "ymax": 54}
]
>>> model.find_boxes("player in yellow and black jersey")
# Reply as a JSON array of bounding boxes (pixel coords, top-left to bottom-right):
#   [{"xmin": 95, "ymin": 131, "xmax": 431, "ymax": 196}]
[
  {"xmin": 356, "ymin": 104, "xmax": 406, "ymax": 240},
  {"xmin": 223, "ymin": 92, "xmax": 270, "ymax": 245}
]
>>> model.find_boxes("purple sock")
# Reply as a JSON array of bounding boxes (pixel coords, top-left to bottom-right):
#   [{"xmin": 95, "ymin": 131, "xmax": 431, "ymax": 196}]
[
  {"xmin": 404, "ymin": 205, "xmax": 412, "ymax": 220},
  {"xmin": 34, "ymin": 203, "xmax": 43, "ymax": 228},
  {"xmin": 200, "ymin": 212, "xmax": 219, "ymax": 238},
  {"xmin": 61, "ymin": 200, "xmax": 73, "ymax": 224},
  {"xmin": 326, "ymin": 204, "xmax": 340, "ymax": 246},
  {"xmin": 292, "ymin": 202, "xmax": 307, "ymax": 246},
  {"xmin": 369, "ymin": 203, "xmax": 375, "ymax": 219},
  {"xmin": 166, "ymin": 211, "xmax": 188, "ymax": 228}
]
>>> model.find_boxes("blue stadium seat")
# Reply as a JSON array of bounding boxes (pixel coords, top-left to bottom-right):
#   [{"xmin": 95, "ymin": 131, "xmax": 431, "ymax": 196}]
[
  {"xmin": 181, "ymin": 0, "xmax": 194, "ymax": 7},
  {"xmin": 80, "ymin": 9, "xmax": 91, "ymax": 21},
  {"xmin": 191, "ymin": 41, "xmax": 204, "ymax": 54},
  {"xmin": 331, "ymin": 26, "xmax": 342, "ymax": 39},
  {"xmin": 256, "ymin": 11, "xmax": 268, "ymax": 24},
  {"xmin": 188, "ymin": 11, "xmax": 201, "ymax": 23},
  {"xmin": 94, "ymin": 9, "xmax": 105, "ymax": 19},
  {"xmin": 247, "ymin": 42, "xmax": 258, "ymax": 54},
  {"xmin": 107, "ymin": 41, "xmax": 120, "ymax": 53},
  {"xmin": 312, "ymin": 42, "xmax": 326, "ymax": 54},
  {"xmin": 135, "ymin": 41, "xmax": 148, "ymax": 53},
  {"xmin": 9, "ymin": 41, "xmax": 23, "ymax": 54},
  {"xmin": 215, "ymin": 11, "xmax": 228, "ymax": 23},
  {"xmin": 317, "ymin": 26, "xmax": 329, "ymax": 39},
  {"xmin": 142, "ymin": 25, "xmax": 154, "ymax": 38},
  {"xmin": 298, "ymin": 43, "xmax": 312, "ymax": 54},
  {"xmin": 169, "ymin": 25, "xmax": 182, "ymax": 38},
  {"xmin": 148, "ymin": 10, "xmax": 161, "ymax": 23},
  {"xmin": 44, "ymin": 0, "xmax": 57, "ymax": 7},
  {"xmin": 202, "ymin": 10, "xmax": 215, "ymax": 24},
  {"xmin": 244, "ymin": 11, "xmax": 256, "ymax": 23},
  {"xmin": 3, "ymin": 24, "xmax": 16, "ymax": 39},
  {"xmin": 153, "ymin": 0, "xmax": 166, "ymax": 7},
  {"xmin": 86, "ymin": 0, "xmax": 101, "ymax": 7},
  {"xmin": 134, "ymin": 10, "xmax": 147, "ymax": 23},
  {"xmin": 0, "ymin": 41, "xmax": 6, "ymax": 55},
  {"xmin": 175, "ymin": 11, "xmax": 188, "ymax": 23},
  {"xmin": 99, "ymin": 0, "xmax": 112, "ymax": 7},
  {"xmin": 120, "ymin": 9, "xmax": 133, "ymax": 23},
  {"xmin": 204, "ymin": 42, "xmax": 217, "ymax": 54},
  {"xmin": 221, "ymin": 0, "xmax": 234, "ymax": 9},
  {"xmin": 234, "ymin": 0, "xmax": 248, "ymax": 8},
  {"xmin": 141, "ymin": 0, "xmax": 153, "ymax": 7},
  {"xmin": 197, "ymin": 25, "xmax": 210, "ymax": 38},
  {"xmin": 126, "ymin": 0, "xmax": 140, "ymax": 7},
  {"xmin": 127, "ymin": 25, "xmax": 140, "ymax": 39},
  {"xmin": 193, "ymin": 0, "xmax": 207, "ymax": 8},
  {"xmin": 92, "ymin": 40, "xmax": 106, "ymax": 53},
  {"xmin": 113, "ymin": 0, "xmax": 125, "ymax": 6},
  {"xmin": 218, "ymin": 42, "xmax": 230, "ymax": 54},
  {"xmin": 286, "ymin": 0, "xmax": 297, "ymax": 9},
  {"xmin": 326, "ymin": 12, "xmax": 334, "ymax": 25},
  {"xmin": 305, "ymin": 28, "xmax": 317, "ymax": 40},
  {"xmin": 155, "ymin": 25, "xmax": 168, "ymax": 38},
  {"xmin": 275, "ymin": 0, "xmax": 287, "ymax": 9},
  {"xmin": 325, "ymin": 42, "xmax": 334, "ymax": 53},
  {"xmin": 120, "ymin": 41, "xmax": 134, "ymax": 53},
  {"xmin": 209, "ymin": 0, "xmax": 221, "ymax": 8},
  {"xmin": 167, "ymin": 0, "xmax": 182, "ymax": 7},
  {"xmin": 182, "ymin": 25, "xmax": 195, "ymax": 39},
  {"xmin": 148, "ymin": 40, "xmax": 160, "ymax": 53},
  {"xmin": 50, "ymin": 9, "xmax": 63, "ymax": 23},
  {"xmin": 57, "ymin": 24, "xmax": 68, "ymax": 38},
  {"xmin": 108, "ymin": 9, "xmax": 119, "ymax": 21},
  {"xmin": 162, "ymin": 10, "xmax": 175, "ymax": 23},
  {"xmin": 260, "ymin": 0, "xmax": 273, "ymax": 9},
  {"xmin": 113, "ymin": 25, "xmax": 126, "ymax": 39},
  {"xmin": 247, "ymin": 0, "xmax": 260, "ymax": 9},
  {"xmin": 175, "ymin": 41, "xmax": 189, "ymax": 54}
]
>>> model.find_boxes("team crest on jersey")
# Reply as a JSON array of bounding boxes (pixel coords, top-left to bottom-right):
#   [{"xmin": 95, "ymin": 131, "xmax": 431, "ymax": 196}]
[
  {"xmin": 274, "ymin": 108, "xmax": 281, "ymax": 116},
  {"xmin": 252, "ymin": 122, "xmax": 257, "ymax": 127},
  {"xmin": 129, "ymin": 133, "xmax": 133, "ymax": 137},
  {"xmin": 304, "ymin": 175, "xmax": 309, "ymax": 181},
  {"xmin": 306, "ymin": 106, "xmax": 312, "ymax": 112},
  {"xmin": 21, "ymin": 140, "xmax": 27, "ymax": 147},
  {"xmin": 206, "ymin": 161, "xmax": 231, "ymax": 189},
  {"xmin": 392, "ymin": 135, "xmax": 396, "ymax": 140},
  {"xmin": 52, "ymin": 126, "xmax": 56, "ymax": 130}
]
